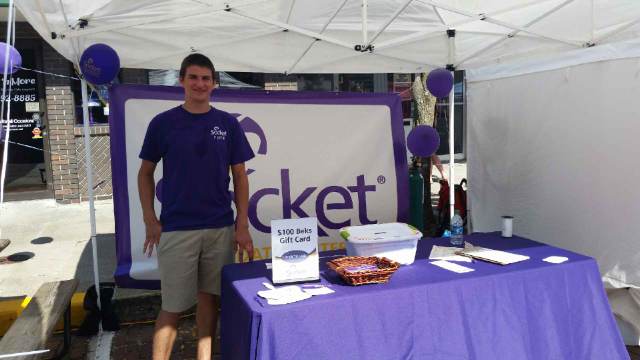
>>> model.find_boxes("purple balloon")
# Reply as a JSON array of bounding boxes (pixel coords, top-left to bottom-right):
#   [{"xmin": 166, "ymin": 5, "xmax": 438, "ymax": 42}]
[
  {"xmin": 407, "ymin": 125, "xmax": 440, "ymax": 157},
  {"xmin": 426, "ymin": 68, "xmax": 453, "ymax": 98},
  {"xmin": 80, "ymin": 43, "xmax": 120, "ymax": 85},
  {"xmin": 0, "ymin": 42, "xmax": 22, "ymax": 74}
]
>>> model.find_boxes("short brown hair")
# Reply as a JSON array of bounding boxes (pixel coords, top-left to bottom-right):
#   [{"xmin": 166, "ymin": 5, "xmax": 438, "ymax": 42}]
[{"xmin": 179, "ymin": 53, "xmax": 215, "ymax": 79}]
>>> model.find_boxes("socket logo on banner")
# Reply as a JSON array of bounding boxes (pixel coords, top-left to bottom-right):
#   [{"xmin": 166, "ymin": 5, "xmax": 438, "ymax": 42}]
[{"xmin": 154, "ymin": 113, "xmax": 378, "ymax": 237}]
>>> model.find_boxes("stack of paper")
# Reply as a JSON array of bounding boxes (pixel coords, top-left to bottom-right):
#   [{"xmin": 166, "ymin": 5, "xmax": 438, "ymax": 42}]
[
  {"xmin": 429, "ymin": 245, "xmax": 473, "ymax": 263},
  {"xmin": 457, "ymin": 246, "xmax": 529, "ymax": 265},
  {"xmin": 258, "ymin": 285, "xmax": 312, "ymax": 305},
  {"xmin": 257, "ymin": 283, "xmax": 335, "ymax": 305}
]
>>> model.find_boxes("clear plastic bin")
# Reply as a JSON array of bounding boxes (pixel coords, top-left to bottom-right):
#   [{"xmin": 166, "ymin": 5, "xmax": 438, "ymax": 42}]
[{"xmin": 340, "ymin": 223, "xmax": 423, "ymax": 265}]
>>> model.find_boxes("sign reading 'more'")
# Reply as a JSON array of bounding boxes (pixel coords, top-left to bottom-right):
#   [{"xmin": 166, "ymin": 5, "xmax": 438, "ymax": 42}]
[{"xmin": 109, "ymin": 85, "xmax": 408, "ymax": 289}]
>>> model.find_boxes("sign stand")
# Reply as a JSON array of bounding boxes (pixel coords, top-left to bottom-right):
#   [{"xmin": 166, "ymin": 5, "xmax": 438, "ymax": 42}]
[{"xmin": 271, "ymin": 217, "xmax": 320, "ymax": 284}]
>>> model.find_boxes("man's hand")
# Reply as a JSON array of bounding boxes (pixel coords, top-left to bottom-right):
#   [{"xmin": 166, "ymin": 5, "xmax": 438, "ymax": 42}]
[
  {"xmin": 143, "ymin": 217, "xmax": 162, "ymax": 257},
  {"xmin": 235, "ymin": 226, "xmax": 254, "ymax": 262}
]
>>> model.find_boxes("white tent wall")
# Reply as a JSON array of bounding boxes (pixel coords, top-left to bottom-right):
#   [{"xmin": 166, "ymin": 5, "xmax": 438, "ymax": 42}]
[{"xmin": 466, "ymin": 57, "xmax": 640, "ymax": 343}]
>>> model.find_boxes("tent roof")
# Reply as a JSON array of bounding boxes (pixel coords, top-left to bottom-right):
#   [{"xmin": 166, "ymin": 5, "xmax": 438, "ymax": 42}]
[{"xmin": 16, "ymin": 0, "xmax": 640, "ymax": 74}]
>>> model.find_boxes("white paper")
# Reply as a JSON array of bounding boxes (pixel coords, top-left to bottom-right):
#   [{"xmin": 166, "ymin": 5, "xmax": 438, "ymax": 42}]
[
  {"xmin": 257, "ymin": 285, "xmax": 313, "ymax": 305},
  {"xmin": 265, "ymin": 262, "xmax": 272, "ymax": 269},
  {"xmin": 460, "ymin": 246, "xmax": 530, "ymax": 265},
  {"xmin": 429, "ymin": 245, "xmax": 473, "ymax": 263},
  {"xmin": 258, "ymin": 283, "xmax": 333, "ymax": 305},
  {"xmin": 543, "ymin": 256, "xmax": 569, "ymax": 264},
  {"xmin": 301, "ymin": 285, "xmax": 335, "ymax": 296},
  {"xmin": 267, "ymin": 294, "xmax": 312, "ymax": 305},
  {"xmin": 430, "ymin": 260, "xmax": 475, "ymax": 273}
]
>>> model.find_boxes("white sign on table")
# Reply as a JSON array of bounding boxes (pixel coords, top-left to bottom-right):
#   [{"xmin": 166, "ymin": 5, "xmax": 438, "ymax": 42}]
[{"xmin": 271, "ymin": 217, "xmax": 319, "ymax": 284}]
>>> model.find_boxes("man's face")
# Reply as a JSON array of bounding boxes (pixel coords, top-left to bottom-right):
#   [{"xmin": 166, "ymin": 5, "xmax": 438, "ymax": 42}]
[{"xmin": 180, "ymin": 65, "xmax": 215, "ymax": 103}]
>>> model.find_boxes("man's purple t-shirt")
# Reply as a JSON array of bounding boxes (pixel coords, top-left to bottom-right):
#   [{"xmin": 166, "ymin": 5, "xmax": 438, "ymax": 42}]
[{"xmin": 139, "ymin": 105, "xmax": 254, "ymax": 232}]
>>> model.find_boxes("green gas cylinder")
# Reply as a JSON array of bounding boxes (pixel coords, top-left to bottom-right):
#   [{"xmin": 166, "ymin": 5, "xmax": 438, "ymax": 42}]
[{"xmin": 409, "ymin": 167, "xmax": 424, "ymax": 232}]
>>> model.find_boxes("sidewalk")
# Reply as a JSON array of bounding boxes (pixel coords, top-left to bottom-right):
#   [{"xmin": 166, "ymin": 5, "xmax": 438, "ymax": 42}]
[
  {"xmin": 0, "ymin": 198, "xmax": 155, "ymax": 299},
  {"xmin": 0, "ymin": 199, "xmax": 113, "ymax": 297}
]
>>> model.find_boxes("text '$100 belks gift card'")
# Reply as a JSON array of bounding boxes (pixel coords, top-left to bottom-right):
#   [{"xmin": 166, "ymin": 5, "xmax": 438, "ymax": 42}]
[{"xmin": 271, "ymin": 217, "xmax": 319, "ymax": 284}]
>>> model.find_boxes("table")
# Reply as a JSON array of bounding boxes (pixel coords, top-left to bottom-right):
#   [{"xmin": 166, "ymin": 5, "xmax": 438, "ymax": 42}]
[{"xmin": 221, "ymin": 232, "xmax": 627, "ymax": 360}]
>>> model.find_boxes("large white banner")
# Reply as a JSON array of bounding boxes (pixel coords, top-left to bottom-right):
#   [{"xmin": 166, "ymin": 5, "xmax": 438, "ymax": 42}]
[{"xmin": 110, "ymin": 85, "xmax": 408, "ymax": 288}]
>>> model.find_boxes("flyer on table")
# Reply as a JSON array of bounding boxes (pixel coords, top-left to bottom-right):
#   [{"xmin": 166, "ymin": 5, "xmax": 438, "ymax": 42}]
[{"xmin": 271, "ymin": 217, "xmax": 319, "ymax": 284}]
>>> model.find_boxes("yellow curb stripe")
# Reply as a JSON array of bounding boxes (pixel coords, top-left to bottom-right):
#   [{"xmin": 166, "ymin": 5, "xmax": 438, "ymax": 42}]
[{"xmin": 0, "ymin": 292, "xmax": 87, "ymax": 335}]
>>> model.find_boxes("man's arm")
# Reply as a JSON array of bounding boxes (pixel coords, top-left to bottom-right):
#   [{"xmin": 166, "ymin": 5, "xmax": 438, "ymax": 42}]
[
  {"xmin": 138, "ymin": 159, "xmax": 162, "ymax": 257},
  {"xmin": 231, "ymin": 163, "xmax": 254, "ymax": 262},
  {"xmin": 431, "ymin": 154, "xmax": 446, "ymax": 180}
]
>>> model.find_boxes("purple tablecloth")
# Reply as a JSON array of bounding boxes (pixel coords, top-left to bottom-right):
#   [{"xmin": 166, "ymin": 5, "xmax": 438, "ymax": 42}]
[{"xmin": 221, "ymin": 232, "xmax": 627, "ymax": 360}]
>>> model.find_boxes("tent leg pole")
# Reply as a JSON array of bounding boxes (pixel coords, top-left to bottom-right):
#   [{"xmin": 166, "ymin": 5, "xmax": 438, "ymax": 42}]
[
  {"xmin": 81, "ymin": 78, "xmax": 102, "ymax": 319},
  {"xmin": 448, "ymin": 77, "xmax": 455, "ymax": 222},
  {"xmin": 447, "ymin": 30, "xmax": 456, "ymax": 224},
  {"xmin": 0, "ymin": 0, "xmax": 15, "ymax": 209}
]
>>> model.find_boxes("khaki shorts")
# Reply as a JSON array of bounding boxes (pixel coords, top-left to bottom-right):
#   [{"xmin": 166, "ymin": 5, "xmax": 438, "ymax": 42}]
[{"xmin": 157, "ymin": 226, "xmax": 234, "ymax": 313}]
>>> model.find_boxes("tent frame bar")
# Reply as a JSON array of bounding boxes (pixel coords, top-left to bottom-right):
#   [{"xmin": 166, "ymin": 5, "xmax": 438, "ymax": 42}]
[
  {"xmin": 0, "ymin": 0, "xmax": 15, "ymax": 207},
  {"xmin": 127, "ymin": 28, "xmax": 284, "ymax": 69},
  {"xmin": 374, "ymin": 0, "xmax": 554, "ymax": 52},
  {"xmin": 448, "ymin": 0, "xmax": 555, "ymax": 28},
  {"xmin": 455, "ymin": 0, "xmax": 575, "ymax": 68},
  {"xmin": 432, "ymin": 5, "xmax": 445, "ymax": 25},
  {"xmin": 417, "ymin": 0, "xmax": 581, "ymax": 47},
  {"xmin": 594, "ymin": 17, "xmax": 640, "ymax": 43},
  {"xmin": 60, "ymin": 0, "xmax": 267, "ymax": 39},
  {"xmin": 367, "ymin": 0, "xmax": 415, "ymax": 46},
  {"xmin": 285, "ymin": 0, "xmax": 297, "ymax": 24},
  {"xmin": 287, "ymin": 0, "xmax": 349, "ymax": 74},
  {"xmin": 375, "ymin": 30, "xmax": 444, "ymax": 51},
  {"xmin": 228, "ymin": 7, "xmax": 354, "ymax": 52},
  {"xmin": 293, "ymin": 46, "xmax": 437, "ymax": 74},
  {"xmin": 362, "ymin": 0, "xmax": 368, "ymax": 45},
  {"xmin": 35, "ymin": 0, "xmax": 53, "ymax": 36},
  {"xmin": 54, "ymin": 0, "xmax": 103, "ymax": 321}
]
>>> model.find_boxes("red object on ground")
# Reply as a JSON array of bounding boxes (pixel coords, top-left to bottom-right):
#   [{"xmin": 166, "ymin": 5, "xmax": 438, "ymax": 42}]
[{"xmin": 437, "ymin": 179, "xmax": 467, "ymax": 221}]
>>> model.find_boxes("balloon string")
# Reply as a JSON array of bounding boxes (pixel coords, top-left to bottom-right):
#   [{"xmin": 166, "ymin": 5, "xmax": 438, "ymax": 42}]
[
  {"xmin": 5, "ymin": 139, "xmax": 109, "ymax": 167},
  {"xmin": 16, "ymin": 66, "xmax": 80, "ymax": 80},
  {"xmin": 2, "ymin": 140, "xmax": 111, "ymax": 191},
  {"xmin": 16, "ymin": 67, "xmax": 107, "ymax": 107}
]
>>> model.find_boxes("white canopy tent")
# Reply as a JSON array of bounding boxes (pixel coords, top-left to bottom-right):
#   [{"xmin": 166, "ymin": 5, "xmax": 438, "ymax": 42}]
[
  {"xmin": 13, "ymin": 0, "xmax": 640, "ymax": 73},
  {"xmin": 12, "ymin": 0, "xmax": 640, "ymax": 340}
]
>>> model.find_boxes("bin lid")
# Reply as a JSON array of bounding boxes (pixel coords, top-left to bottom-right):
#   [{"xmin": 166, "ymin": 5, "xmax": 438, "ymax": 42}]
[{"xmin": 340, "ymin": 223, "xmax": 422, "ymax": 244}]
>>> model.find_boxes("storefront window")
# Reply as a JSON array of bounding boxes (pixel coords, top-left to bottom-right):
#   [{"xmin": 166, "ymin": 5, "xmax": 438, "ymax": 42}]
[
  {"xmin": 297, "ymin": 74, "xmax": 334, "ymax": 91},
  {"xmin": 0, "ymin": 40, "xmax": 47, "ymax": 192},
  {"xmin": 338, "ymin": 74, "xmax": 374, "ymax": 93}
]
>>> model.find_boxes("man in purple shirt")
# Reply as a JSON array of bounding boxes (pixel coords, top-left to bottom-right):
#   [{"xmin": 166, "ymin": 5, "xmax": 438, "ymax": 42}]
[{"xmin": 138, "ymin": 53, "xmax": 255, "ymax": 360}]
